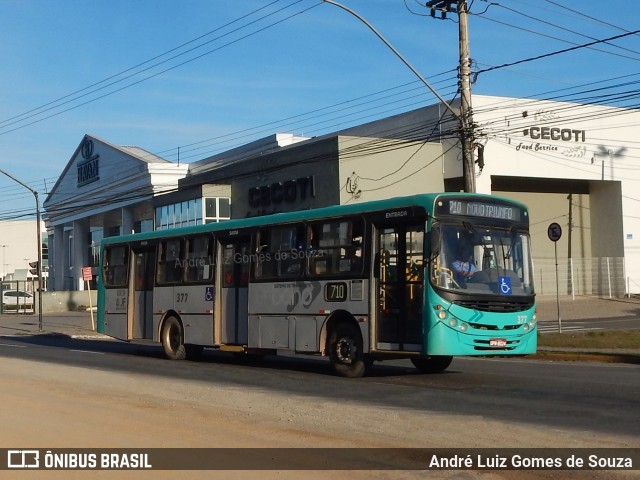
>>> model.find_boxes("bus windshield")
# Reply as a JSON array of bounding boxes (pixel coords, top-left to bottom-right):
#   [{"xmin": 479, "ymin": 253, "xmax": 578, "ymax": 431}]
[{"xmin": 431, "ymin": 222, "xmax": 535, "ymax": 296}]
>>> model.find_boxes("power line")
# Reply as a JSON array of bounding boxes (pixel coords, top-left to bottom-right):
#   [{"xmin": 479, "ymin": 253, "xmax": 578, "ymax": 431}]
[
  {"xmin": 474, "ymin": 29, "xmax": 640, "ymax": 79},
  {"xmin": 486, "ymin": 3, "xmax": 640, "ymax": 59},
  {"xmin": 0, "ymin": 0, "xmax": 287, "ymax": 129},
  {"xmin": 0, "ymin": 0, "xmax": 321, "ymax": 137}
]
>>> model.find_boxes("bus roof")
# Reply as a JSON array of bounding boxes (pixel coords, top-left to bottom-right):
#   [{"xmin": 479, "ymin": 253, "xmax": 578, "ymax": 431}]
[{"xmin": 101, "ymin": 192, "xmax": 527, "ymax": 246}]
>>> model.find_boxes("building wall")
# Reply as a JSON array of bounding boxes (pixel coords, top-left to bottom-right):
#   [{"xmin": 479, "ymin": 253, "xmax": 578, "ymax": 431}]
[
  {"xmin": 230, "ymin": 137, "xmax": 340, "ymax": 218},
  {"xmin": 471, "ymin": 95, "xmax": 639, "ymax": 293},
  {"xmin": 337, "ymin": 136, "xmax": 445, "ymax": 204},
  {"xmin": 0, "ymin": 220, "xmax": 45, "ymax": 280}
]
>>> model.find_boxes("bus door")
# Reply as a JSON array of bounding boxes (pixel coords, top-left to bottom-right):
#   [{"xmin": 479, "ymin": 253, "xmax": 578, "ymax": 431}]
[
  {"xmin": 220, "ymin": 236, "xmax": 251, "ymax": 345},
  {"xmin": 129, "ymin": 247, "xmax": 155, "ymax": 340},
  {"xmin": 374, "ymin": 223, "xmax": 424, "ymax": 352}
]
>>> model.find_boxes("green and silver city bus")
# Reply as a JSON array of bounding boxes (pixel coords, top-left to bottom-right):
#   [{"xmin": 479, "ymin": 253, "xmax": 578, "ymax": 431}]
[{"xmin": 97, "ymin": 193, "xmax": 536, "ymax": 377}]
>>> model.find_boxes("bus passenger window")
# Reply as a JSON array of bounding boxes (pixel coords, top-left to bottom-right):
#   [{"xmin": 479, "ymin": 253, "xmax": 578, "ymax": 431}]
[
  {"xmin": 255, "ymin": 225, "xmax": 304, "ymax": 279},
  {"xmin": 185, "ymin": 236, "xmax": 214, "ymax": 282},
  {"xmin": 157, "ymin": 239, "xmax": 184, "ymax": 284},
  {"xmin": 103, "ymin": 246, "xmax": 128, "ymax": 287},
  {"xmin": 309, "ymin": 219, "xmax": 363, "ymax": 276}
]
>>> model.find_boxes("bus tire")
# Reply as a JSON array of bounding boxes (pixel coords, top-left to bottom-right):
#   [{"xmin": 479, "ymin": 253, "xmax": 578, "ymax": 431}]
[
  {"xmin": 328, "ymin": 322, "xmax": 366, "ymax": 378},
  {"xmin": 161, "ymin": 316, "xmax": 187, "ymax": 360},
  {"xmin": 411, "ymin": 355, "xmax": 453, "ymax": 374}
]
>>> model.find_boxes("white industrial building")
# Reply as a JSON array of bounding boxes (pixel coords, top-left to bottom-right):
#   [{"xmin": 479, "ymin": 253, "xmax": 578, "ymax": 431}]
[{"xmin": 0, "ymin": 220, "xmax": 46, "ymax": 282}]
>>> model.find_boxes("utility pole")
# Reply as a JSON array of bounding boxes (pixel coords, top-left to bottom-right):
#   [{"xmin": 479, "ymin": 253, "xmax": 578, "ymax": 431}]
[{"xmin": 426, "ymin": 0, "xmax": 476, "ymax": 192}]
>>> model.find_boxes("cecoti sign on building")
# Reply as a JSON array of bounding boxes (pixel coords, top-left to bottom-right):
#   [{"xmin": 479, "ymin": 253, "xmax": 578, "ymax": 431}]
[{"xmin": 522, "ymin": 126, "xmax": 586, "ymax": 142}]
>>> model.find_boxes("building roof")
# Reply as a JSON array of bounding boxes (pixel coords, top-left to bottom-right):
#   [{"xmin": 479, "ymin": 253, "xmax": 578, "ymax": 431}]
[{"xmin": 187, "ymin": 133, "xmax": 309, "ymax": 176}]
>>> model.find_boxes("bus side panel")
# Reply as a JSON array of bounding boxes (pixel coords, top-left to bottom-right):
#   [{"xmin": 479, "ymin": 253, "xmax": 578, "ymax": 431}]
[
  {"xmin": 152, "ymin": 284, "xmax": 216, "ymax": 346},
  {"xmin": 103, "ymin": 288, "xmax": 129, "ymax": 340},
  {"xmin": 175, "ymin": 284, "xmax": 215, "ymax": 346},
  {"xmin": 247, "ymin": 280, "xmax": 370, "ymax": 352}
]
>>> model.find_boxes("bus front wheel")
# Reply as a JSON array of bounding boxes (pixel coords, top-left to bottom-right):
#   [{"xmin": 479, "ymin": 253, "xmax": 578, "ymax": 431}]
[
  {"xmin": 328, "ymin": 323, "xmax": 366, "ymax": 378},
  {"xmin": 161, "ymin": 316, "xmax": 187, "ymax": 361},
  {"xmin": 411, "ymin": 355, "xmax": 453, "ymax": 374}
]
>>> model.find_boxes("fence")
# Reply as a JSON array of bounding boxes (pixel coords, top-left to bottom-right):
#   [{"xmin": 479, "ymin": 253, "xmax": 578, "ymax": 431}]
[
  {"xmin": 0, "ymin": 280, "xmax": 35, "ymax": 314},
  {"xmin": 1, "ymin": 282, "xmax": 97, "ymax": 314},
  {"xmin": 534, "ymin": 257, "xmax": 627, "ymax": 298}
]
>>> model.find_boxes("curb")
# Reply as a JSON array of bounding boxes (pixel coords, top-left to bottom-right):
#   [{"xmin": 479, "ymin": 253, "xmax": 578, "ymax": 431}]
[{"xmin": 529, "ymin": 351, "xmax": 640, "ymax": 365}]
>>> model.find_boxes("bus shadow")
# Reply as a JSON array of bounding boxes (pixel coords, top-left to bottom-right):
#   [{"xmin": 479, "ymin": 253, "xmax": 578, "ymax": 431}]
[{"xmin": 0, "ymin": 333, "xmax": 430, "ymax": 378}]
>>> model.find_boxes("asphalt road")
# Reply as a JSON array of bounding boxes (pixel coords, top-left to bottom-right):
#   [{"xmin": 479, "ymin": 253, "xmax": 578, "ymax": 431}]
[{"xmin": 0, "ymin": 334, "xmax": 638, "ymax": 443}]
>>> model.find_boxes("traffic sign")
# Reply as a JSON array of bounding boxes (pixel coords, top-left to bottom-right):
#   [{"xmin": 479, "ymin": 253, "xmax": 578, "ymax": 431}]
[
  {"xmin": 547, "ymin": 222, "xmax": 562, "ymax": 242},
  {"xmin": 82, "ymin": 266, "xmax": 93, "ymax": 281}
]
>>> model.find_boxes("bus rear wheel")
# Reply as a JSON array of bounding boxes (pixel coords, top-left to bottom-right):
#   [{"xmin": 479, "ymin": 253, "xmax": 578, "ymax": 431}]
[
  {"xmin": 411, "ymin": 355, "xmax": 453, "ymax": 374},
  {"xmin": 328, "ymin": 323, "xmax": 366, "ymax": 378},
  {"xmin": 161, "ymin": 316, "xmax": 187, "ymax": 360}
]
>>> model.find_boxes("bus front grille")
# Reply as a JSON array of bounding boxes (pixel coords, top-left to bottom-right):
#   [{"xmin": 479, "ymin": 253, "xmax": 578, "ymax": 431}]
[{"xmin": 453, "ymin": 300, "xmax": 534, "ymax": 313}]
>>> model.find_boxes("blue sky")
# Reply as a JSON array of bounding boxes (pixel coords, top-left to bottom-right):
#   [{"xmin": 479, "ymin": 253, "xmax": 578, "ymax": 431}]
[{"xmin": 0, "ymin": 0, "xmax": 638, "ymax": 218}]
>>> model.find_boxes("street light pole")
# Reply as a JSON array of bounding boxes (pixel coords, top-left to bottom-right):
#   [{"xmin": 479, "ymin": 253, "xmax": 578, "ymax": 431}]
[
  {"xmin": 0, "ymin": 168, "xmax": 43, "ymax": 331},
  {"xmin": 0, "ymin": 244, "xmax": 6, "ymax": 280},
  {"xmin": 320, "ymin": 0, "xmax": 461, "ymax": 122}
]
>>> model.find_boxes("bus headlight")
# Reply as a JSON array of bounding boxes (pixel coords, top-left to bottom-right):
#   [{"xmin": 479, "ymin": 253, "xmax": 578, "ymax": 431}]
[
  {"xmin": 448, "ymin": 318, "xmax": 457, "ymax": 327},
  {"xmin": 435, "ymin": 305, "xmax": 448, "ymax": 321},
  {"xmin": 459, "ymin": 322, "xmax": 468, "ymax": 333},
  {"xmin": 522, "ymin": 316, "xmax": 537, "ymax": 332}
]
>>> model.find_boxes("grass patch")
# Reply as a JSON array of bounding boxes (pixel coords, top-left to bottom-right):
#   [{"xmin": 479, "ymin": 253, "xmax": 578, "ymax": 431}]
[{"xmin": 538, "ymin": 330, "xmax": 640, "ymax": 349}]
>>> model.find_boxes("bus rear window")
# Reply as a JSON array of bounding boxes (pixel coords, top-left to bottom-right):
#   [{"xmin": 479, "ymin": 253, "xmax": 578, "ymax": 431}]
[{"xmin": 103, "ymin": 246, "xmax": 128, "ymax": 287}]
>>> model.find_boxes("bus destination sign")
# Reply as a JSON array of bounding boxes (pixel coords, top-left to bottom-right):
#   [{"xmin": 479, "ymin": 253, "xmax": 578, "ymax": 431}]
[{"xmin": 443, "ymin": 199, "xmax": 522, "ymax": 221}]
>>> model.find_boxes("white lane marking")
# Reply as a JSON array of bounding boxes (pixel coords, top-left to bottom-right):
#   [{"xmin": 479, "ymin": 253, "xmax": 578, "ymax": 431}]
[
  {"xmin": 0, "ymin": 343, "xmax": 27, "ymax": 348},
  {"xmin": 70, "ymin": 349, "xmax": 105, "ymax": 355}
]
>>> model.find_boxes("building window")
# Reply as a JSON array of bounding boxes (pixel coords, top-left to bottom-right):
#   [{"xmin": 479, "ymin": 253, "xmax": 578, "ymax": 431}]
[
  {"xmin": 155, "ymin": 197, "xmax": 230, "ymax": 230},
  {"xmin": 134, "ymin": 220, "xmax": 153, "ymax": 233},
  {"xmin": 204, "ymin": 197, "xmax": 231, "ymax": 224}
]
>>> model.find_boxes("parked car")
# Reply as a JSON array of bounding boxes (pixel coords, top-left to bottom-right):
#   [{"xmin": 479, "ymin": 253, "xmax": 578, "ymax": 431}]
[{"xmin": 1, "ymin": 290, "xmax": 34, "ymax": 312}]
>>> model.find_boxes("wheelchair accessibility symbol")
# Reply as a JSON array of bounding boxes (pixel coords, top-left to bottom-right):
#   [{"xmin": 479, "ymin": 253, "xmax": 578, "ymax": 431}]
[
  {"xmin": 205, "ymin": 286, "xmax": 214, "ymax": 301},
  {"xmin": 499, "ymin": 276, "xmax": 512, "ymax": 295}
]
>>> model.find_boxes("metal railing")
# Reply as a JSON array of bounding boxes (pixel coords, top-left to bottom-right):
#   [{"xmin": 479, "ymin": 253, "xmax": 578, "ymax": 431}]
[
  {"xmin": 534, "ymin": 257, "xmax": 627, "ymax": 298},
  {"xmin": 0, "ymin": 280, "xmax": 35, "ymax": 314}
]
